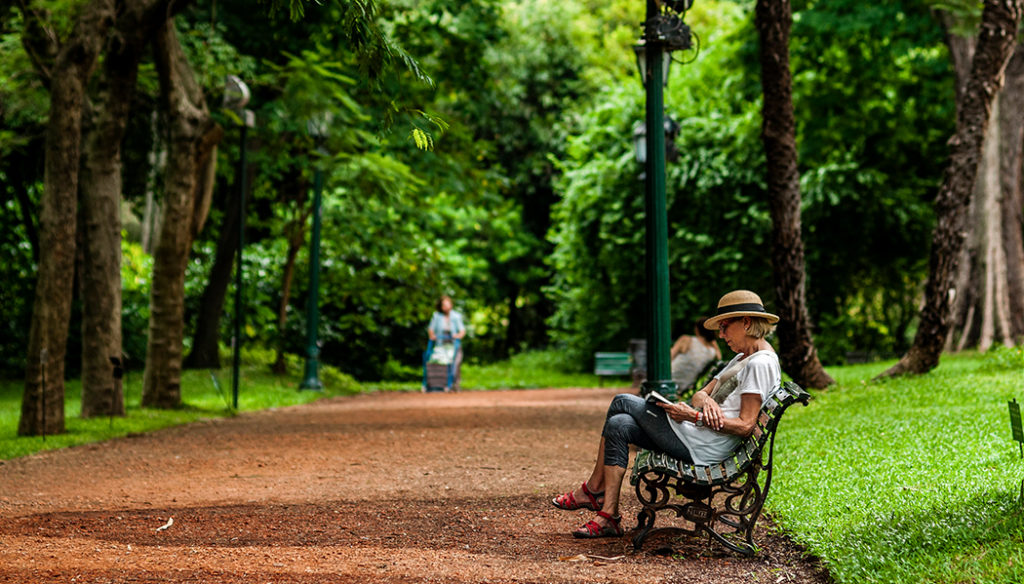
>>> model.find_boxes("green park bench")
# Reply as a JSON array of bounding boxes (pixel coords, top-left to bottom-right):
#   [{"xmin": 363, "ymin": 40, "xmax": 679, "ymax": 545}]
[
  {"xmin": 629, "ymin": 380, "xmax": 811, "ymax": 556},
  {"xmin": 593, "ymin": 352, "xmax": 633, "ymax": 385}
]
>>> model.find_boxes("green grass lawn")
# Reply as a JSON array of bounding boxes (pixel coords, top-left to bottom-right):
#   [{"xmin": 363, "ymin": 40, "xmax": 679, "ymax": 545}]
[{"xmin": 769, "ymin": 349, "xmax": 1024, "ymax": 584}]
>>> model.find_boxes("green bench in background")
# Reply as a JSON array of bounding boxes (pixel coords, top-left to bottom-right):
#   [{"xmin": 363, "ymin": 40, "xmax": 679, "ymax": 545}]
[{"xmin": 593, "ymin": 352, "xmax": 632, "ymax": 385}]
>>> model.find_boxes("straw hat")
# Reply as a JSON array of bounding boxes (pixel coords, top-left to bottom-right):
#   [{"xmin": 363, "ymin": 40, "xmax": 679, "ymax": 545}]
[{"xmin": 703, "ymin": 290, "xmax": 779, "ymax": 330}]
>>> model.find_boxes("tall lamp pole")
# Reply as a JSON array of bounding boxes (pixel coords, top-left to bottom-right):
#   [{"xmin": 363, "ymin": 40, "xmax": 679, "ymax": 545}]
[
  {"xmin": 299, "ymin": 114, "xmax": 330, "ymax": 391},
  {"xmin": 637, "ymin": 0, "xmax": 692, "ymax": 400},
  {"xmin": 224, "ymin": 75, "xmax": 254, "ymax": 410}
]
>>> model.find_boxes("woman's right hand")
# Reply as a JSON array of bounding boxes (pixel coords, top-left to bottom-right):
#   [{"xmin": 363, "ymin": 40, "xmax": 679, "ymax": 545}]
[{"xmin": 701, "ymin": 399, "xmax": 724, "ymax": 431}]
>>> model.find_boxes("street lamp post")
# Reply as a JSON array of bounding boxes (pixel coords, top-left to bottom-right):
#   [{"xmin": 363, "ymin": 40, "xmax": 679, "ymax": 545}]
[
  {"xmin": 637, "ymin": 0, "xmax": 692, "ymax": 400},
  {"xmin": 224, "ymin": 75, "xmax": 254, "ymax": 410},
  {"xmin": 299, "ymin": 114, "xmax": 330, "ymax": 391}
]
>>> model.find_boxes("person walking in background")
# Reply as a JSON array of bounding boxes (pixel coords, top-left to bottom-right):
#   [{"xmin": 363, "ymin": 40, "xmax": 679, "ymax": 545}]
[
  {"xmin": 670, "ymin": 317, "xmax": 722, "ymax": 391},
  {"xmin": 423, "ymin": 295, "xmax": 465, "ymax": 392}
]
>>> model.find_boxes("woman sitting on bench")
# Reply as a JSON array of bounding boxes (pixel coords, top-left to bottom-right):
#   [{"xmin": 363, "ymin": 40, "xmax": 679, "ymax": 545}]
[{"xmin": 550, "ymin": 290, "xmax": 782, "ymax": 538}]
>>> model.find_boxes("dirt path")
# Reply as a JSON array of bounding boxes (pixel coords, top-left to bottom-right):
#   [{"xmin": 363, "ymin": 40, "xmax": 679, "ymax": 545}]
[{"xmin": 0, "ymin": 387, "xmax": 829, "ymax": 583}]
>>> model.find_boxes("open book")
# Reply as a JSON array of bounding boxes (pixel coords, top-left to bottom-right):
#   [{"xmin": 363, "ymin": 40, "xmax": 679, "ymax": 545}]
[{"xmin": 645, "ymin": 390, "xmax": 674, "ymax": 405}]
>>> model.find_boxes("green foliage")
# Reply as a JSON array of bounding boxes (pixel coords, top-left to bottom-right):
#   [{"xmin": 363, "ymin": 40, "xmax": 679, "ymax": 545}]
[
  {"xmin": 121, "ymin": 239, "xmax": 154, "ymax": 365},
  {"xmin": 0, "ymin": 176, "xmax": 37, "ymax": 377},
  {"xmin": 548, "ymin": 1, "xmax": 770, "ymax": 368},
  {"xmin": 547, "ymin": 0, "xmax": 953, "ymax": 367},
  {"xmin": 770, "ymin": 352, "xmax": 1024, "ymax": 584},
  {"xmin": 790, "ymin": 0, "xmax": 953, "ymax": 362}
]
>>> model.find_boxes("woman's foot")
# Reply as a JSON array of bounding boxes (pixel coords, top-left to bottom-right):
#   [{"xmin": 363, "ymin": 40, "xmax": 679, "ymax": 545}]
[
  {"xmin": 572, "ymin": 511, "xmax": 623, "ymax": 538},
  {"xmin": 551, "ymin": 481, "xmax": 604, "ymax": 511}
]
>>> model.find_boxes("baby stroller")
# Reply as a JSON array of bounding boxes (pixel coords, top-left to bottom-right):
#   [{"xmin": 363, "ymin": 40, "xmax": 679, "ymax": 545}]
[{"xmin": 423, "ymin": 337, "xmax": 462, "ymax": 392}]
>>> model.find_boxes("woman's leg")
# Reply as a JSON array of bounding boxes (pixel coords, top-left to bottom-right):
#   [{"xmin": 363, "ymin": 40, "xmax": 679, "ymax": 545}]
[
  {"xmin": 581, "ymin": 394, "xmax": 693, "ymax": 532},
  {"xmin": 603, "ymin": 393, "xmax": 693, "ymax": 464}
]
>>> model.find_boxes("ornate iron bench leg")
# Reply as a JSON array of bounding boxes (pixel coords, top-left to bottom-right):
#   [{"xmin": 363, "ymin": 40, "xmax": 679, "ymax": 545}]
[{"xmin": 632, "ymin": 506, "xmax": 657, "ymax": 550}]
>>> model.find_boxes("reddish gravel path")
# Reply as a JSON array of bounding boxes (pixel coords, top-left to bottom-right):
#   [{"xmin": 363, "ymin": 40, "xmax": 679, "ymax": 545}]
[{"xmin": 0, "ymin": 386, "xmax": 829, "ymax": 583}]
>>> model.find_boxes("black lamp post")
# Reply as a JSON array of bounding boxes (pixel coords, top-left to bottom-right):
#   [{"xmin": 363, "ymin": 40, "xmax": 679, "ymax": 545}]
[
  {"xmin": 223, "ymin": 75, "xmax": 254, "ymax": 410},
  {"xmin": 299, "ymin": 113, "xmax": 331, "ymax": 392},
  {"xmin": 636, "ymin": 0, "xmax": 692, "ymax": 400}
]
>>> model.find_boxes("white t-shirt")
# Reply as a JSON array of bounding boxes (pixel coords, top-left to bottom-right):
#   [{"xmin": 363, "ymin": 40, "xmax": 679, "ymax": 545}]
[{"xmin": 668, "ymin": 350, "xmax": 781, "ymax": 465}]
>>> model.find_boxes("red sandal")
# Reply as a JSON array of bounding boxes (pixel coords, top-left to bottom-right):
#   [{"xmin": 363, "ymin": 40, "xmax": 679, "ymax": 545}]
[
  {"xmin": 572, "ymin": 511, "xmax": 623, "ymax": 539},
  {"xmin": 551, "ymin": 481, "xmax": 604, "ymax": 511}
]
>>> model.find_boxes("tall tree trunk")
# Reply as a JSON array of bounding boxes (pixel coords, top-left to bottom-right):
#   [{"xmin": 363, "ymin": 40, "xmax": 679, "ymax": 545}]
[
  {"xmin": 79, "ymin": 0, "xmax": 186, "ymax": 416},
  {"xmin": 78, "ymin": 34, "xmax": 135, "ymax": 419},
  {"xmin": 999, "ymin": 46, "xmax": 1024, "ymax": 340},
  {"xmin": 18, "ymin": 0, "xmax": 115, "ymax": 436},
  {"xmin": 142, "ymin": 19, "xmax": 222, "ymax": 408},
  {"xmin": 184, "ymin": 184, "xmax": 241, "ymax": 370},
  {"xmin": 880, "ymin": 0, "xmax": 1023, "ymax": 378},
  {"xmin": 947, "ymin": 43, "xmax": 1024, "ymax": 352},
  {"xmin": 754, "ymin": 0, "xmax": 833, "ymax": 389}
]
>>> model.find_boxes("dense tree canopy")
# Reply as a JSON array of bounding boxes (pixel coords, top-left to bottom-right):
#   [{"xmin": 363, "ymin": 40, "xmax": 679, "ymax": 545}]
[{"xmin": 0, "ymin": 0, "xmax": 1002, "ymax": 394}]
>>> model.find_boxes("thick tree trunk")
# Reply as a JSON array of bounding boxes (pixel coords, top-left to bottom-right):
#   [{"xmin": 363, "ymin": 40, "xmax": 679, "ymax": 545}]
[
  {"xmin": 18, "ymin": 0, "xmax": 115, "ymax": 436},
  {"xmin": 142, "ymin": 19, "xmax": 222, "ymax": 408},
  {"xmin": 78, "ymin": 38, "xmax": 137, "ymax": 419},
  {"xmin": 999, "ymin": 46, "xmax": 1024, "ymax": 340},
  {"xmin": 79, "ymin": 0, "xmax": 186, "ymax": 416},
  {"xmin": 754, "ymin": 0, "xmax": 833, "ymax": 389},
  {"xmin": 944, "ymin": 32, "xmax": 1024, "ymax": 351},
  {"xmin": 880, "ymin": 0, "xmax": 1023, "ymax": 378}
]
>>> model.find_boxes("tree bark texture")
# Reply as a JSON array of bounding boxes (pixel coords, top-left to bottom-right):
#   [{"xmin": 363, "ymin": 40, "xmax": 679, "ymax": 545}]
[
  {"xmin": 79, "ymin": 0, "xmax": 190, "ymax": 416},
  {"xmin": 78, "ymin": 31, "xmax": 138, "ymax": 419},
  {"xmin": 880, "ymin": 0, "xmax": 1023, "ymax": 377},
  {"xmin": 754, "ymin": 0, "xmax": 834, "ymax": 389},
  {"xmin": 18, "ymin": 0, "xmax": 115, "ymax": 436},
  {"xmin": 944, "ymin": 34, "xmax": 1024, "ymax": 351},
  {"xmin": 998, "ymin": 45, "xmax": 1024, "ymax": 340},
  {"xmin": 142, "ymin": 19, "xmax": 223, "ymax": 408}
]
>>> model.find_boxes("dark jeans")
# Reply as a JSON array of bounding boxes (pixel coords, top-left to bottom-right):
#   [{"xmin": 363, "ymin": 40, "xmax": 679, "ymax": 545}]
[
  {"xmin": 423, "ymin": 337, "xmax": 461, "ymax": 389},
  {"xmin": 601, "ymin": 393, "xmax": 694, "ymax": 468}
]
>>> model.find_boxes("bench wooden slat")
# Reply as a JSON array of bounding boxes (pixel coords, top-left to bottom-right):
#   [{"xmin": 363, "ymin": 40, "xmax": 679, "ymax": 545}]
[{"xmin": 722, "ymin": 457, "xmax": 739, "ymax": 477}]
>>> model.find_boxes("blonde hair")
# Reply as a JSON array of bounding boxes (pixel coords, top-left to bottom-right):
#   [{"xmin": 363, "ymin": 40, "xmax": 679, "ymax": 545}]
[{"xmin": 745, "ymin": 317, "xmax": 776, "ymax": 339}]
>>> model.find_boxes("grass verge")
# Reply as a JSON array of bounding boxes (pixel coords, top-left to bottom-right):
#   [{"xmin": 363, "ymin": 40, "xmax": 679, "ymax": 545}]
[
  {"xmin": 0, "ymin": 351, "xmax": 363, "ymax": 461},
  {"xmin": 768, "ymin": 349, "xmax": 1024, "ymax": 584}
]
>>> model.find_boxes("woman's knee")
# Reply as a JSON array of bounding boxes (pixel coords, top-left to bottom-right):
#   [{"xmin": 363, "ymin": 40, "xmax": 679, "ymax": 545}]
[{"xmin": 607, "ymin": 393, "xmax": 645, "ymax": 418}]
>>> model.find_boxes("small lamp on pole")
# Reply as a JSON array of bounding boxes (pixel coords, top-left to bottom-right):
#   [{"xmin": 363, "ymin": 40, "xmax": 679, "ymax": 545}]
[
  {"xmin": 299, "ymin": 112, "xmax": 331, "ymax": 392},
  {"xmin": 223, "ymin": 75, "xmax": 254, "ymax": 410}
]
